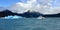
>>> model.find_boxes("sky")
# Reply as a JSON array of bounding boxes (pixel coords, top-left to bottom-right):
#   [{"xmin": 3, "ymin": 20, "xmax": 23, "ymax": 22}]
[
  {"xmin": 0, "ymin": 0, "xmax": 60, "ymax": 7},
  {"xmin": 0, "ymin": 0, "xmax": 21, "ymax": 7},
  {"xmin": 0, "ymin": 0, "xmax": 60, "ymax": 14}
]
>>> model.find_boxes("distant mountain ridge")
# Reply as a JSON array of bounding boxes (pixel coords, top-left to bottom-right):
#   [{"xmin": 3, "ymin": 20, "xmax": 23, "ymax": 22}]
[
  {"xmin": 0, "ymin": 9, "xmax": 42, "ymax": 18},
  {"xmin": 0, "ymin": 9, "xmax": 14, "ymax": 17},
  {"xmin": 43, "ymin": 13, "xmax": 60, "ymax": 17},
  {"xmin": 0, "ymin": 9, "xmax": 60, "ymax": 18}
]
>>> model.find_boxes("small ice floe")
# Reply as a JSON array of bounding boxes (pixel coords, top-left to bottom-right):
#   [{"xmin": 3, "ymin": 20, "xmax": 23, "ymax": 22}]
[
  {"xmin": 12, "ymin": 15, "xmax": 22, "ymax": 19},
  {"xmin": 4, "ymin": 16, "xmax": 13, "ymax": 19},
  {"xmin": 3, "ymin": 15, "xmax": 23, "ymax": 19},
  {"xmin": 37, "ymin": 16, "xmax": 45, "ymax": 19}
]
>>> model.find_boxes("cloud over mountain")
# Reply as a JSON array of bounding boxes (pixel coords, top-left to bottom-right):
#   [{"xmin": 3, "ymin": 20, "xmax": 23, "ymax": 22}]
[{"xmin": 8, "ymin": 0, "xmax": 60, "ymax": 14}]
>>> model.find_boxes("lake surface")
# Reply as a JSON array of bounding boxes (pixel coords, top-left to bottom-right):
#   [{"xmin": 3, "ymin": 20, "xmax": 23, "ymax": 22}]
[{"xmin": 0, "ymin": 18, "xmax": 60, "ymax": 30}]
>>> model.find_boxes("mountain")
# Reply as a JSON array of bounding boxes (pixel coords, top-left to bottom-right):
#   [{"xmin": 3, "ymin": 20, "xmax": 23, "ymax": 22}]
[
  {"xmin": 0, "ymin": 10, "xmax": 43, "ymax": 18},
  {"xmin": 43, "ymin": 13, "xmax": 60, "ymax": 17},
  {"xmin": 0, "ymin": 9, "xmax": 15, "ymax": 17},
  {"xmin": 16, "ymin": 10, "xmax": 43, "ymax": 18},
  {"xmin": 0, "ymin": 9, "xmax": 60, "ymax": 18}
]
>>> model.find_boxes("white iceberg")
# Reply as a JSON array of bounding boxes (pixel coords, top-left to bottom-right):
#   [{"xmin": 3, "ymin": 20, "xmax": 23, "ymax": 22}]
[{"xmin": 2, "ymin": 15, "xmax": 23, "ymax": 19}]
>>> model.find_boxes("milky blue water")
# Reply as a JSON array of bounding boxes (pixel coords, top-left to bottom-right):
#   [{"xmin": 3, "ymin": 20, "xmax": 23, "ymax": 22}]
[{"xmin": 0, "ymin": 18, "xmax": 60, "ymax": 30}]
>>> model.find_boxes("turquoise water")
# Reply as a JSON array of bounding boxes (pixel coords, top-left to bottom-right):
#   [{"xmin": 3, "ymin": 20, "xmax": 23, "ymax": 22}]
[{"xmin": 0, "ymin": 18, "xmax": 60, "ymax": 30}]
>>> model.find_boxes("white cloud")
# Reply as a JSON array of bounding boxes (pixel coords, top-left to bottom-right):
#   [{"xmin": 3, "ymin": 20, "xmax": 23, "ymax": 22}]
[
  {"xmin": 8, "ymin": 0, "xmax": 60, "ymax": 14},
  {"xmin": 0, "ymin": 7, "xmax": 6, "ymax": 11}
]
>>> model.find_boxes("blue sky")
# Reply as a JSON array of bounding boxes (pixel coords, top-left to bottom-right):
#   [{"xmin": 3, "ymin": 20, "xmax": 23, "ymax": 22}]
[
  {"xmin": 0, "ymin": 0, "xmax": 60, "ymax": 8},
  {"xmin": 52, "ymin": 0, "xmax": 60, "ymax": 7},
  {"xmin": 0, "ymin": 0, "xmax": 20, "ymax": 7}
]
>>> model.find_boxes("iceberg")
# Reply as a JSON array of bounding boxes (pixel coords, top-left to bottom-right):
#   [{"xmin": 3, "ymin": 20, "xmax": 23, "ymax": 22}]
[{"xmin": 2, "ymin": 15, "xmax": 23, "ymax": 19}]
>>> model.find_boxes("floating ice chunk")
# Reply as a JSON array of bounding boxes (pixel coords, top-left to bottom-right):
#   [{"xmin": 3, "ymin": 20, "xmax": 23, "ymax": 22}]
[
  {"xmin": 12, "ymin": 15, "xmax": 22, "ymax": 19},
  {"xmin": 37, "ymin": 16, "xmax": 45, "ymax": 19},
  {"xmin": 3, "ymin": 15, "xmax": 23, "ymax": 19},
  {"xmin": 4, "ymin": 16, "xmax": 13, "ymax": 19}
]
